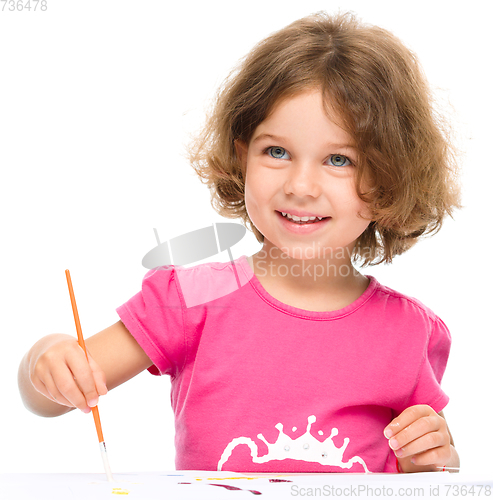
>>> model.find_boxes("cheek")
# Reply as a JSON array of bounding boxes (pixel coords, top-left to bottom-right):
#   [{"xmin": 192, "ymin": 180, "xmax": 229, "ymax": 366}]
[
  {"xmin": 244, "ymin": 182, "xmax": 254, "ymax": 217},
  {"xmin": 244, "ymin": 168, "xmax": 263, "ymax": 221},
  {"xmin": 356, "ymin": 198, "xmax": 373, "ymax": 221},
  {"xmin": 244, "ymin": 159, "xmax": 270, "ymax": 203},
  {"xmin": 330, "ymin": 181, "xmax": 372, "ymax": 232},
  {"xmin": 350, "ymin": 199, "xmax": 372, "ymax": 230},
  {"xmin": 343, "ymin": 177, "xmax": 372, "ymax": 216}
]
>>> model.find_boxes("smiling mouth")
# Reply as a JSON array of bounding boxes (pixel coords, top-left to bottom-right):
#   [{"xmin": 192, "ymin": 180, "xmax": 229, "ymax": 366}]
[{"xmin": 277, "ymin": 211, "xmax": 330, "ymax": 224}]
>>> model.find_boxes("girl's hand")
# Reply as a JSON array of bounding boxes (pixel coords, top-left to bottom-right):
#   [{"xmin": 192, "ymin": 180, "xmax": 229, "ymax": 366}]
[
  {"xmin": 29, "ymin": 335, "xmax": 108, "ymax": 414},
  {"xmin": 383, "ymin": 405, "xmax": 455, "ymax": 472}
]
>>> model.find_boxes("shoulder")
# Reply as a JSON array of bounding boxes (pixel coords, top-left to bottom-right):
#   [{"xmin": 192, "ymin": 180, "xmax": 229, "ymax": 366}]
[
  {"xmin": 173, "ymin": 256, "xmax": 252, "ymax": 285},
  {"xmin": 367, "ymin": 277, "xmax": 452, "ymax": 354},
  {"xmin": 152, "ymin": 256, "xmax": 253, "ymax": 308},
  {"xmin": 370, "ymin": 277, "xmax": 438, "ymax": 319}
]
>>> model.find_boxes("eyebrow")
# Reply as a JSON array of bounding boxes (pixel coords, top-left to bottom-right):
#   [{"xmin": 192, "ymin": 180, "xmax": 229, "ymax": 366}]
[
  {"xmin": 252, "ymin": 133, "xmax": 287, "ymax": 144},
  {"xmin": 251, "ymin": 133, "xmax": 357, "ymax": 151}
]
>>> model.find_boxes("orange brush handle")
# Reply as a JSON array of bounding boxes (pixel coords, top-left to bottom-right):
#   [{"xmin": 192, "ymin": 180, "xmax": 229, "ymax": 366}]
[
  {"xmin": 90, "ymin": 406, "xmax": 104, "ymax": 443},
  {"xmin": 65, "ymin": 269, "xmax": 105, "ymax": 444}
]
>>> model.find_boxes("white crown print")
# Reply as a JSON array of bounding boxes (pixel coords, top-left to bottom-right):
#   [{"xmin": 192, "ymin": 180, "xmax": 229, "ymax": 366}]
[{"xmin": 218, "ymin": 415, "xmax": 370, "ymax": 473}]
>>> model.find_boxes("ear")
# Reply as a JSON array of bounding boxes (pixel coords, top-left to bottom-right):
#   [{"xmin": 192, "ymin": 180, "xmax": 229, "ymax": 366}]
[{"xmin": 234, "ymin": 139, "xmax": 248, "ymax": 177}]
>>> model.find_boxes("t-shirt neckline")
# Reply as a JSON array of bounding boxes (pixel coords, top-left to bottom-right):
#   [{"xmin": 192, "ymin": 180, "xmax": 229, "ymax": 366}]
[{"xmin": 236, "ymin": 254, "xmax": 378, "ymax": 320}]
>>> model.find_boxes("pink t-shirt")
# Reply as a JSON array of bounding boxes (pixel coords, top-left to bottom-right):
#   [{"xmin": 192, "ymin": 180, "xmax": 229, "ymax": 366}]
[{"xmin": 116, "ymin": 255, "xmax": 450, "ymax": 473}]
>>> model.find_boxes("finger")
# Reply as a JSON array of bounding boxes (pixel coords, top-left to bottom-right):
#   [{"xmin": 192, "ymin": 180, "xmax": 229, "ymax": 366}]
[
  {"xmin": 384, "ymin": 405, "xmax": 434, "ymax": 439},
  {"xmin": 389, "ymin": 414, "xmax": 440, "ymax": 457},
  {"xmin": 51, "ymin": 362, "xmax": 92, "ymax": 412},
  {"xmin": 31, "ymin": 374, "xmax": 57, "ymax": 403},
  {"xmin": 31, "ymin": 373, "xmax": 76, "ymax": 409},
  {"xmin": 410, "ymin": 444, "xmax": 451, "ymax": 467},
  {"xmin": 391, "ymin": 430, "xmax": 447, "ymax": 459},
  {"xmin": 41, "ymin": 373, "xmax": 78, "ymax": 408},
  {"xmin": 65, "ymin": 350, "xmax": 101, "ymax": 408}
]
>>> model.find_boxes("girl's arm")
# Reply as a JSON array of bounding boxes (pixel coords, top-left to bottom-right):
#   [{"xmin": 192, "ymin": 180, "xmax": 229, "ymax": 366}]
[{"xmin": 18, "ymin": 321, "xmax": 152, "ymax": 418}]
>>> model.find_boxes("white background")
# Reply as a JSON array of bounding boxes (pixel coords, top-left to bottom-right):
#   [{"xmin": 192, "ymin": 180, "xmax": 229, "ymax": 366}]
[{"xmin": 1, "ymin": 0, "xmax": 491, "ymax": 477}]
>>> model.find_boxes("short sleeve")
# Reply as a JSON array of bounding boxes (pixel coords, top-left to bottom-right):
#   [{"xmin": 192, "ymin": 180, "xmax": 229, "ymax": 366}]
[
  {"xmin": 116, "ymin": 266, "xmax": 186, "ymax": 377},
  {"xmin": 406, "ymin": 315, "xmax": 452, "ymax": 412}
]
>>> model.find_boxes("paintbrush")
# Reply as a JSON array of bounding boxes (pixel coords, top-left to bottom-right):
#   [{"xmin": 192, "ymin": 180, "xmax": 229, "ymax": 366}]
[{"xmin": 65, "ymin": 269, "xmax": 114, "ymax": 482}]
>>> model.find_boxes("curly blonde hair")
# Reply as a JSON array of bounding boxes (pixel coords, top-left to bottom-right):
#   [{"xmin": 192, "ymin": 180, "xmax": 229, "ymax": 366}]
[{"xmin": 187, "ymin": 11, "xmax": 461, "ymax": 265}]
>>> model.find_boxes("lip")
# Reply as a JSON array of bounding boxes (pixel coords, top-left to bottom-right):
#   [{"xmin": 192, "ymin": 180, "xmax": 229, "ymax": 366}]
[
  {"xmin": 276, "ymin": 209, "xmax": 330, "ymax": 218},
  {"xmin": 276, "ymin": 210, "xmax": 331, "ymax": 234}
]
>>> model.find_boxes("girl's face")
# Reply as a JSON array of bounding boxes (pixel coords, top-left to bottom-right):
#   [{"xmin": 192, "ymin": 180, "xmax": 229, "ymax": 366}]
[{"xmin": 237, "ymin": 89, "xmax": 372, "ymax": 261}]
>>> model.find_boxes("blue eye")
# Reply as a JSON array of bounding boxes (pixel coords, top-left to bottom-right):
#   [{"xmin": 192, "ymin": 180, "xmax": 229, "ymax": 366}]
[
  {"xmin": 268, "ymin": 147, "xmax": 290, "ymax": 159},
  {"xmin": 329, "ymin": 154, "xmax": 351, "ymax": 167}
]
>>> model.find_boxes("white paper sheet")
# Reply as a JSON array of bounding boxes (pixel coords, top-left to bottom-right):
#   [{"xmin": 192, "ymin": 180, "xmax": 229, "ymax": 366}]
[{"xmin": 1, "ymin": 471, "xmax": 492, "ymax": 499}]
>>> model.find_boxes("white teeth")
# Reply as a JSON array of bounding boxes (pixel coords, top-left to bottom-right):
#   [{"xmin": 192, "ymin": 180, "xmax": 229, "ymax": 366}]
[{"xmin": 281, "ymin": 212, "xmax": 324, "ymax": 221}]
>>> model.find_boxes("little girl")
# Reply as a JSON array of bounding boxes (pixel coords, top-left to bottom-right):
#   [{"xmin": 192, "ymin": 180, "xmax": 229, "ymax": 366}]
[{"xmin": 19, "ymin": 12, "xmax": 461, "ymax": 474}]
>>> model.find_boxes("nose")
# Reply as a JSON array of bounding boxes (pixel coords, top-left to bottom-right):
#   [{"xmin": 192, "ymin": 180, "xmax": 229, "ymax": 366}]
[{"xmin": 283, "ymin": 161, "xmax": 323, "ymax": 199}]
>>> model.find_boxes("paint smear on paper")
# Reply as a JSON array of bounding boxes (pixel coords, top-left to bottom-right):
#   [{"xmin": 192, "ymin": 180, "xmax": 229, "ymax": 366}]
[
  {"xmin": 202, "ymin": 476, "xmax": 261, "ymax": 481},
  {"xmin": 209, "ymin": 484, "xmax": 262, "ymax": 495},
  {"xmin": 180, "ymin": 482, "xmax": 262, "ymax": 495},
  {"xmin": 111, "ymin": 487, "xmax": 130, "ymax": 495}
]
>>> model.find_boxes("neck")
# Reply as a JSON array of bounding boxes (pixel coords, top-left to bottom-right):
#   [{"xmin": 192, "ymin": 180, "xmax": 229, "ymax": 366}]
[{"xmin": 250, "ymin": 242, "xmax": 364, "ymax": 292}]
